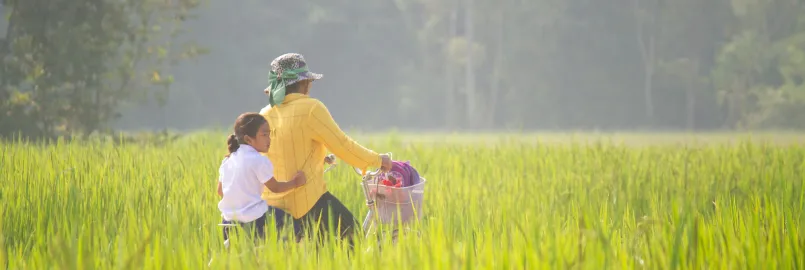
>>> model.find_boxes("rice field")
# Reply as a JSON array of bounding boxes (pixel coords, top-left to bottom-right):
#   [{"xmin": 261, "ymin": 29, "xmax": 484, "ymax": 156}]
[{"xmin": 2, "ymin": 132, "xmax": 804, "ymax": 269}]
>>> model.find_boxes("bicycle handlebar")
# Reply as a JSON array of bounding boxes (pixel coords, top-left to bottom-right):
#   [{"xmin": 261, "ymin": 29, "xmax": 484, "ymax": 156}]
[{"xmin": 323, "ymin": 153, "xmax": 391, "ymax": 179}]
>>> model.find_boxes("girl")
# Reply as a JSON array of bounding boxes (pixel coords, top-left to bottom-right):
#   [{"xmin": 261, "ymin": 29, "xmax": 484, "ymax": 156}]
[{"xmin": 217, "ymin": 112, "xmax": 306, "ymax": 242}]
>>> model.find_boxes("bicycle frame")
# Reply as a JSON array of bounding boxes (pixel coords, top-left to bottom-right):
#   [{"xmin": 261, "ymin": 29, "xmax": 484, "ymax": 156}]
[{"xmin": 355, "ymin": 167, "xmax": 384, "ymax": 235}]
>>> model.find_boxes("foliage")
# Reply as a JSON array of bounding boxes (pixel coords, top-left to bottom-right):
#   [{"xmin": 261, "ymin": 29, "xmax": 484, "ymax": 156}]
[
  {"xmin": 299, "ymin": 0, "xmax": 805, "ymax": 130},
  {"xmin": 0, "ymin": 0, "xmax": 204, "ymax": 139},
  {"xmin": 5, "ymin": 0, "xmax": 805, "ymax": 135}
]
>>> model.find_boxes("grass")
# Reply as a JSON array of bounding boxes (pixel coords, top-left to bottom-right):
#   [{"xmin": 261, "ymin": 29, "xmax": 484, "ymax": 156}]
[{"xmin": 2, "ymin": 132, "xmax": 804, "ymax": 269}]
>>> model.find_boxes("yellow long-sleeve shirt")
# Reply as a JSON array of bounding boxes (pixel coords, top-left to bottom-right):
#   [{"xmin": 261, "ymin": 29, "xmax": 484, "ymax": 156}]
[{"xmin": 259, "ymin": 93, "xmax": 382, "ymax": 219}]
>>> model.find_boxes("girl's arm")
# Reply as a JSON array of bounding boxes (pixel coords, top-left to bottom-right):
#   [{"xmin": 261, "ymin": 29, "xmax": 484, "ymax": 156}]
[
  {"xmin": 217, "ymin": 182, "xmax": 223, "ymax": 197},
  {"xmin": 264, "ymin": 171, "xmax": 307, "ymax": 193}
]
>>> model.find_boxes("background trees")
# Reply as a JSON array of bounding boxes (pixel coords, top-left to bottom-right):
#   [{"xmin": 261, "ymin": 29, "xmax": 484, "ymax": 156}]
[
  {"xmin": 0, "ymin": 0, "xmax": 203, "ymax": 138},
  {"xmin": 3, "ymin": 0, "xmax": 805, "ymax": 138}
]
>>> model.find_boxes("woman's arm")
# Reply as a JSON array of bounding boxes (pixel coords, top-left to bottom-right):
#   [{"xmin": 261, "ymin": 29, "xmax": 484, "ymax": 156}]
[
  {"xmin": 306, "ymin": 100, "xmax": 388, "ymax": 171},
  {"xmin": 264, "ymin": 171, "xmax": 307, "ymax": 193},
  {"xmin": 217, "ymin": 182, "xmax": 223, "ymax": 197}
]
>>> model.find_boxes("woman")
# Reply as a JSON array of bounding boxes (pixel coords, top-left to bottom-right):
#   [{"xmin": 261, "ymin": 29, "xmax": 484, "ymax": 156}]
[{"xmin": 258, "ymin": 53, "xmax": 392, "ymax": 244}]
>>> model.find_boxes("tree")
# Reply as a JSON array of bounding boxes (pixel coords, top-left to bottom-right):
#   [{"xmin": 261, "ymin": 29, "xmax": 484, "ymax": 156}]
[
  {"xmin": 658, "ymin": 58, "xmax": 709, "ymax": 130},
  {"xmin": 0, "ymin": 0, "xmax": 202, "ymax": 138},
  {"xmin": 710, "ymin": 0, "xmax": 805, "ymax": 129},
  {"xmin": 655, "ymin": 0, "xmax": 729, "ymax": 130},
  {"xmin": 0, "ymin": 1, "xmax": 10, "ymax": 106},
  {"xmin": 633, "ymin": 0, "xmax": 661, "ymax": 124},
  {"xmin": 446, "ymin": 1, "xmax": 459, "ymax": 130}
]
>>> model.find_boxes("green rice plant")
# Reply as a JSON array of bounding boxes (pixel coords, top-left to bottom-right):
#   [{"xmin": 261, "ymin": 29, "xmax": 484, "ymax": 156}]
[{"xmin": 1, "ymin": 133, "xmax": 804, "ymax": 269}]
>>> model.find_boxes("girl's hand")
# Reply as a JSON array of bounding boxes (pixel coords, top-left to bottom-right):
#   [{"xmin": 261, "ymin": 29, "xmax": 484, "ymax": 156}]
[{"xmin": 292, "ymin": 171, "xmax": 307, "ymax": 187}]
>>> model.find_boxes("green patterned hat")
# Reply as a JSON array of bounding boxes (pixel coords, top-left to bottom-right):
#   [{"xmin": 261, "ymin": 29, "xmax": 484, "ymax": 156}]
[{"xmin": 265, "ymin": 53, "xmax": 323, "ymax": 107}]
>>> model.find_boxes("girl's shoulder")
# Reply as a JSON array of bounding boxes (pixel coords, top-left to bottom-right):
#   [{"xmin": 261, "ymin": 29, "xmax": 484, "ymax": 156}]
[
  {"xmin": 218, "ymin": 156, "xmax": 231, "ymax": 168},
  {"xmin": 220, "ymin": 149, "xmax": 272, "ymax": 168},
  {"xmin": 259, "ymin": 105, "xmax": 271, "ymax": 115},
  {"xmin": 240, "ymin": 151, "xmax": 274, "ymax": 169}
]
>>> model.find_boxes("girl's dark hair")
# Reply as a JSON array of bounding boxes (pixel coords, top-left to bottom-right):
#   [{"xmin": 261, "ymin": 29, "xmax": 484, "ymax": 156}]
[{"xmin": 226, "ymin": 113, "xmax": 268, "ymax": 157}]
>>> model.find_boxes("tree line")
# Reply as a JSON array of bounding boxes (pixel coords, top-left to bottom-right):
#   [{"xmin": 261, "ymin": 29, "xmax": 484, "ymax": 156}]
[{"xmin": 2, "ymin": 0, "xmax": 805, "ymax": 138}]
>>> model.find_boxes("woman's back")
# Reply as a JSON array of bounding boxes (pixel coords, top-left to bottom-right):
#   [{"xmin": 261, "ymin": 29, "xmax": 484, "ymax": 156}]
[
  {"xmin": 261, "ymin": 93, "xmax": 326, "ymax": 219},
  {"xmin": 261, "ymin": 92, "xmax": 382, "ymax": 219}
]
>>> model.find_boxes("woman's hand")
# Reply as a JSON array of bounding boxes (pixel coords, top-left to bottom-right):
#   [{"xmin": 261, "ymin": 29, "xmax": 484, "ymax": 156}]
[
  {"xmin": 380, "ymin": 154, "xmax": 393, "ymax": 172},
  {"xmin": 324, "ymin": 154, "xmax": 336, "ymax": 165}
]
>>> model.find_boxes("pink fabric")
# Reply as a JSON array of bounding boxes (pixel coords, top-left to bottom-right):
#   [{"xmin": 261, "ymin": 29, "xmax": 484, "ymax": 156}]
[{"xmin": 381, "ymin": 160, "xmax": 421, "ymax": 187}]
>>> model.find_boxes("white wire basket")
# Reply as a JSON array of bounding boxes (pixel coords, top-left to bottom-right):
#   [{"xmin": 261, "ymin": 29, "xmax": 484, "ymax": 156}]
[{"xmin": 363, "ymin": 177, "xmax": 427, "ymax": 225}]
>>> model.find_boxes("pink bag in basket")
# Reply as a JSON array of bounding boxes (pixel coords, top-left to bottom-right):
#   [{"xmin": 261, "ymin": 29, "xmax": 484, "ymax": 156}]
[
  {"xmin": 384, "ymin": 160, "xmax": 420, "ymax": 187},
  {"xmin": 375, "ymin": 160, "xmax": 421, "ymax": 202}
]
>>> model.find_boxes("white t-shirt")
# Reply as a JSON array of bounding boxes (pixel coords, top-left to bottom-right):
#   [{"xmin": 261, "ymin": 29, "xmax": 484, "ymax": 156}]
[
  {"xmin": 217, "ymin": 144, "xmax": 273, "ymax": 223},
  {"xmin": 258, "ymin": 104, "xmax": 271, "ymax": 115}
]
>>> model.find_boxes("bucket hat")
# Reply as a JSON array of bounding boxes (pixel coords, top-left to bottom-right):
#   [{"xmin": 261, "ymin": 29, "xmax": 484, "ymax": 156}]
[{"xmin": 265, "ymin": 53, "xmax": 323, "ymax": 107}]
